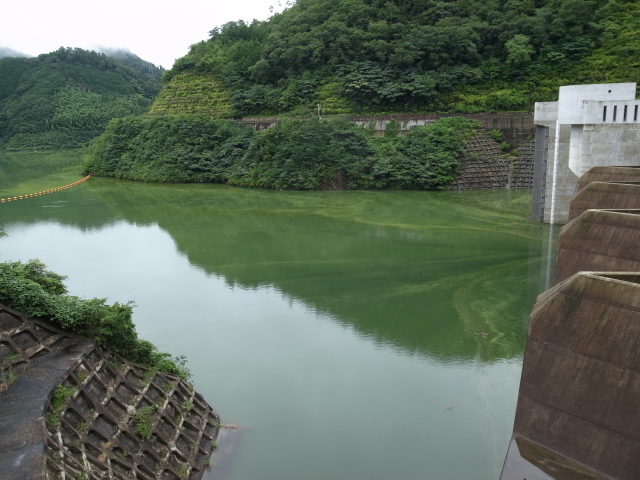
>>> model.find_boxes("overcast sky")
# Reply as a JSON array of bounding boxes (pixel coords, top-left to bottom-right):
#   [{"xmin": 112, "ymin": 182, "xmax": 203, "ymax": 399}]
[{"xmin": 0, "ymin": 0, "xmax": 285, "ymax": 69}]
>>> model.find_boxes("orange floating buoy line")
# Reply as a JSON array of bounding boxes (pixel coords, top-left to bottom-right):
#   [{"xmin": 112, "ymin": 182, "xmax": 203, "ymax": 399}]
[{"xmin": 0, "ymin": 175, "xmax": 91, "ymax": 203}]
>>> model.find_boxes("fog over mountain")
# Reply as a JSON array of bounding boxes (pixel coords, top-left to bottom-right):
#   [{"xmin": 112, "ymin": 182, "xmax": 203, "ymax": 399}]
[{"xmin": 0, "ymin": 46, "xmax": 30, "ymax": 59}]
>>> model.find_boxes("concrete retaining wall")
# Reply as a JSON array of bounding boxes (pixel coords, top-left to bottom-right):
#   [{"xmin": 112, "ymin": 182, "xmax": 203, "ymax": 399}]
[
  {"xmin": 238, "ymin": 113, "xmax": 535, "ymax": 148},
  {"xmin": 238, "ymin": 115, "xmax": 536, "ymax": 191}
]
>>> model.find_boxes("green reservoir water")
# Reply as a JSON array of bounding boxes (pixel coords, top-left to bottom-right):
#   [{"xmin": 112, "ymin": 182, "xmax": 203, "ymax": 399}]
[{"xmin": 0, "ymin": 151, "xmax": 556, "ymax": 479}]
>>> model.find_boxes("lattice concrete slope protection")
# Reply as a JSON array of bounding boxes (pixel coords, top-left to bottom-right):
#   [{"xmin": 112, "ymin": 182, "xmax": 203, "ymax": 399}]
[
  {"xmin": 0, "ymin": 304, "xmax": 222, "ymax": 480},
  {"xmin": 449, "ymin": 134, "xmax": 535, "ymax": 190}
]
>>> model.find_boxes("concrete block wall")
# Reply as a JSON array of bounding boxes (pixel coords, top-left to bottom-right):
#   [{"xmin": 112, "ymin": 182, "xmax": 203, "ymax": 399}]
[{"xmin": 580, "ymin": 124, "xmax": 640, "ymax": 175}]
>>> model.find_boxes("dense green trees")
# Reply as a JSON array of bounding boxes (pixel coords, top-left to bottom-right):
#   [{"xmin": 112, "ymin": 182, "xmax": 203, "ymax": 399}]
[
  {"xmin": 159, "ymin": 0, "xmax": 638, "ymax": 117},
  {"xmin": 227, "ymin": 118, "xmax": 374, "ymax": 189},
  {"xmin": 86, "ymin": 115, "xmax": 479, "ymax": 191},
  {"xmin": 85, "ymin": 115, "xmax": 254, "ymax": 182},
  {"xmin": 0, "ymin": 48, "xmax": 162, "ymax": 149}
]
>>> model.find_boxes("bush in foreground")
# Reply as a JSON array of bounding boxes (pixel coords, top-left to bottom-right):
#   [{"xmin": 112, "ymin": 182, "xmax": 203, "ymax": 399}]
[{"xmin": 0, "ymin": 259, "xmax": 189, "ymax": 379}]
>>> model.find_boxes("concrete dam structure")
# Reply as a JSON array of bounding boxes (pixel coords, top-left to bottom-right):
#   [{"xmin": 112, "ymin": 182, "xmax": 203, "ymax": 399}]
[
  {"xmin": 0, "ymin": 303, "xmax": 228, "ymax": 480},
  {"xmin": 569, "ymin": 181, "xmax": 640, "ymax": 221},
  {"xmin": 576, "ymin": 166, "xmax": 640, "ymax": 192},
  {"xmin": 531, "ymin": 83, "xmax": 640, "ymax": 224},
  {"xmin": 554, "ymin": 209, "xmax": 640, "ymax": 284},
  {"xmin": 501, "ymin": 169, "xmax": 640, "ymax": 479}
]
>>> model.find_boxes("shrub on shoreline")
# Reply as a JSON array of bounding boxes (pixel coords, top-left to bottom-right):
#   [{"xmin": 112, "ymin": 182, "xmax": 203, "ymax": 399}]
[
  {"xmin": 0, "ymin": 259, "xmax": 190, "ymax": 379},
  {"xmin": 85, "ymin": 115, "xmax": 480, "ymax": 191}
]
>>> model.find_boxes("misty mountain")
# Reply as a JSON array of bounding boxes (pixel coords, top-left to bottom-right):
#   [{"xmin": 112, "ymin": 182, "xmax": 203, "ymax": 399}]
[
  {"xmin": 0, "ymin": 46, "xmax": 30, "ymax": 59},
  {"xmin": 0, "ymin": 47, "xmax": 162, "ymax": 149},
  {"xmin": 96, "ymin": 47, "xmax": 165, "ymax": 78}
]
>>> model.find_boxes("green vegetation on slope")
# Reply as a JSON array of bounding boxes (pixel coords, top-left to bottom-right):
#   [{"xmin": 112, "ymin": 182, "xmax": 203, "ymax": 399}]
[
  {"xmin": 0, "ymin": 48, "xmax": 162, "ymax": 149},
  {"xmin": 85, "ymin": 115, "xmax": 479, "ymax": 190},
  {"xmin": 160, "ymin": 0, "xmax": 639, "ymax": 117},
  {"xmin": 0, "ymin": 259, "xmax": 189, "ymax": 378},
  {"xmin": 149, "ymin": 73, "xmax": 232, "ymax": 117}
]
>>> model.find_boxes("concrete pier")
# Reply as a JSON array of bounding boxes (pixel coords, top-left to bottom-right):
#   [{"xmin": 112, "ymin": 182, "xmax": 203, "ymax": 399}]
[
  {"xmin": 568, "ymin": 182, "xmax": 640, "ymax": 221},
  {"xmin": 501, "ymin": 273, "xmax": 640, "ymax": 480},
  {"xmin": 553, "ymin": 209, "xmax": 640, "ymax": 284}
]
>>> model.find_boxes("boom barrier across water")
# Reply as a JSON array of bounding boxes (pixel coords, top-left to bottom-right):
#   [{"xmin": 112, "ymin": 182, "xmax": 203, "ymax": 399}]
[{"xmin": 0, "ymin": 175, "xmax": 91, "ymax": 203}]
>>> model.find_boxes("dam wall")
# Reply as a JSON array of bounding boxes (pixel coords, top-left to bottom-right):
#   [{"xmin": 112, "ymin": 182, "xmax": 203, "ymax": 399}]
[
  {"xmin": 501, "ymin": 169, "xmax": 640, "ymax": 479},
  {"xmin": 502, "ymin": 273, "xmax": 640, "ymax": 480},
  {"xmin": 576, "ymin": 166, "xmax": 640, "ymax": 192},
  {"xmin": 531, "ymin": 83, "xmax": 640, "ymax": 224},
  {"xmin": 553, "ymin": 209, "xmax": 640, "ymax": 284},
  {"xmin": 568, "ymin": 181, "xmax": 640, "ymax": 221}
]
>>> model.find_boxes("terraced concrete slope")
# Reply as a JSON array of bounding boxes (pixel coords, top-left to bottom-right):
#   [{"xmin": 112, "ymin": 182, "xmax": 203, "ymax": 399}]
[{"xmin": 0, "ymin": 304, "xmax": 225, "ymax": 480}]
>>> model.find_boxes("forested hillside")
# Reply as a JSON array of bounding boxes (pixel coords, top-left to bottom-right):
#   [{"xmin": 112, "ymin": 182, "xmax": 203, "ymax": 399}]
[
  {"xmin": 160, "ymin": 0, "xmax": 638, "ymax": 117},
  {"xmin": 0, "ymin": 48, "xmax": 163, "ymax": 149}
]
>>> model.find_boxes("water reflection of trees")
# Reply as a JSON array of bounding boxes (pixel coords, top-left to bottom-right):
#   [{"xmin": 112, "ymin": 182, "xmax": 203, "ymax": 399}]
[{"xmin": 1, "ymin": 179, "xmax": 545, "ymax": 363}]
